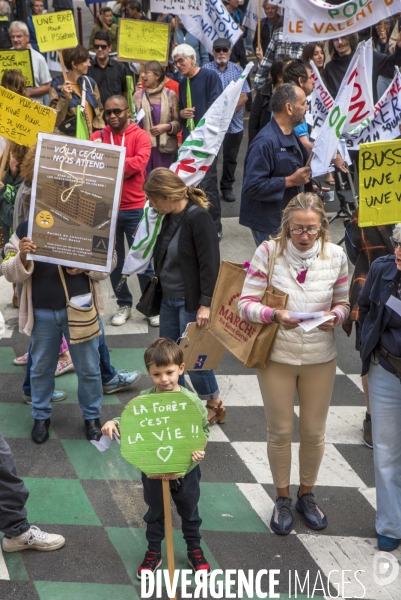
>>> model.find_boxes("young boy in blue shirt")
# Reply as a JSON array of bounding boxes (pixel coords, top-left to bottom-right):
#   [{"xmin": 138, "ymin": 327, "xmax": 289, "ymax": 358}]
[{"xmin": 102, "ymin": 337, "xmax": 211, "ymax": 579}]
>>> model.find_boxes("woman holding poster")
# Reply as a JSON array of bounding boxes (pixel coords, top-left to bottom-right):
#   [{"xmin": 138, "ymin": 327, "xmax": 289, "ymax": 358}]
[
  {"xmin": 238, "ymin": 193, "xmax": 349, "ymax": 536},
  {"xmin": 358, "ymin": 224, "xmax": 401, "ymax": 552},
  {"xmin": 50, "ymin": 46, "xmax": 104, "ymax": 136}
]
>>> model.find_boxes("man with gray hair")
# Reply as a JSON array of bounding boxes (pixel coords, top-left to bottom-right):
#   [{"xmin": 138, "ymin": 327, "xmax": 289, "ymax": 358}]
[
  {"xmin": 240, "ymin": 83, "xmax": 312, "ymax": 245},
  {"xmin": 173, "ymin": 43, "xmax": 223, "ymax": 236},
  {"xmin": 9, "ymin": 21, "xmax": 51, "ymax": 103}
]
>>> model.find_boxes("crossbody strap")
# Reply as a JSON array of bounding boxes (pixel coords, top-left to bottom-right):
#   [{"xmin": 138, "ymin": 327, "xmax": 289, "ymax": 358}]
[
  {"xmin": 58, "ymin": 265, "xmax": 70, "ymax": 302},
  {"xmin": 266, "ymin": 239, "xmax": 276, "ymax": 286},
  {"xmin": 154, "ymin": 203, "xmax": 197, "ymax": 280}
]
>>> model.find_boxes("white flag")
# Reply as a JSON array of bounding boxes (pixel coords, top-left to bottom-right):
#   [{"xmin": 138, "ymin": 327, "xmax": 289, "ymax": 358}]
[
  {"xmin": 343, "ymin": 68, "xmax": 401, "ymax": 151},
  {"xmin": 122, "ymin": 63, "xmax": 253, "ymax": 276},
  {"xmin": 308, "ymin": 61, "xmax": 335, "ymax": 141},
  {"xmin": 311, "ymin": 40, "xmax": 374, "ymax": 177},
  {"xmin": 283, "ymin": 0, "xmax": 400, "ymax": 43},
  {"xmin": 180, "ymin": 0, "xmax": 242, "ymax": 55},
  {"xmin": 242, "ymin": 0, "xmax": 258, "ymax": 31}
]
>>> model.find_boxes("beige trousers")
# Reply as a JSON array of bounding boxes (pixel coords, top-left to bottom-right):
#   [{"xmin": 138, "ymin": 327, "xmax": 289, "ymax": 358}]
[{"xmin": 256, "ymin": 359, "xmax": 337, "ymax": 488}]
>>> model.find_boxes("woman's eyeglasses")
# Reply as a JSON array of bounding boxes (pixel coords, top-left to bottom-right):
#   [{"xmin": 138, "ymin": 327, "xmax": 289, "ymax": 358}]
[
  {"xmin": 289, "ymin": 228, "xmax": 320, "ymax": 236},
  {"xmin": 390, "ymin": 237, "xmax": 401, "ymax": 249},
  {"xmin": 104, "ymin": 108, "xmax": 129, "ymax": 118}
]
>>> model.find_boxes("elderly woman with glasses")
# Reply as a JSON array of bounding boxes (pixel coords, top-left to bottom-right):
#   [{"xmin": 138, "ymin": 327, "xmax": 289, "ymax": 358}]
[
  {"xmin": 238, "ymin": 193, "xmax": 349, "ymax": 536},
  {"xmin": 358, "ymin": 224, "xmax": 401, "ymax": 552}
]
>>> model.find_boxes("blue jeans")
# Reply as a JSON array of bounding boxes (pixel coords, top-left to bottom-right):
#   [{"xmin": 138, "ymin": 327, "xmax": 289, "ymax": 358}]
[
  {"xmin": 159, "ymin": 295, "xmax": 219, "ymax": 401},
  {"xmin": 30, "ymin": 309, "xmax": 103, "ymax": 421},
  {"xmin": 251, "ymin": 228, "xmax": 277, "ymax": 247},
  {"xmin": 23, "ymin": 318, "xmax": 116, "ymax": 395},
  {"xmin": 0, "ymin": 430, "xmax": 30, "ymax": 537},
  {"xmin": 111, "ymin": 208, "xmax": 153, "ymax": 307},
  {"xmin": 368, "ymin": 361, "xmax": 401, "ymax": 539}
]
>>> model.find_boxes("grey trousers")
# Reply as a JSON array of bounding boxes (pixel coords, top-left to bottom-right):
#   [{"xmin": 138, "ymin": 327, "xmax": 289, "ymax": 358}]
[{"xmin": 0, "ymin": 430, "xmax": 30, "ymax": 537}]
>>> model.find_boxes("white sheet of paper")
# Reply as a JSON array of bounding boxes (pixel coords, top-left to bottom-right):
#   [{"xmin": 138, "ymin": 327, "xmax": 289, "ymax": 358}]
[
  {"xmin": 298, "ymin": 315, "xmax": 334, "ymax": 332},
  {"xmin": 70, "ymin": 293, "xmax": 92, "ymax": 307},
  {"xmin": 90, "ymin": 435, "xmax": 112, "ymax": 452},
  {"xmin": 386, "ymin": 295, "xmax": 401, "ymax": 316},
  {"xmin": 290, "ymin": 311, "xmax": 324, "ymax": 320},
  {"xmin": 136, "ymin": 108, "xmax": 145, "ymax": 124}
]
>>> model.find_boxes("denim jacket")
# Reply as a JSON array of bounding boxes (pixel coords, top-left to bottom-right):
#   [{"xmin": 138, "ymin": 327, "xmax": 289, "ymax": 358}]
[{"xmin": 358, "ymin": 255, "xmax": 400, "ymax": 375}]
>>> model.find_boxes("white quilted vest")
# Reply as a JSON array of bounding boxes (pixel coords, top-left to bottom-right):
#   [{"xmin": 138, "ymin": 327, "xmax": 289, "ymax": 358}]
[{"xmin": 269, "ymin": 242, "xmax": 345, "ymax": 365}]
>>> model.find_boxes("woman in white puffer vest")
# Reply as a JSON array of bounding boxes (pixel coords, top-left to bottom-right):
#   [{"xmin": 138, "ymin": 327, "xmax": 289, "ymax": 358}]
[{"xmin": 238, "ymin": 193, "xmax": 350, "ymax": 536}]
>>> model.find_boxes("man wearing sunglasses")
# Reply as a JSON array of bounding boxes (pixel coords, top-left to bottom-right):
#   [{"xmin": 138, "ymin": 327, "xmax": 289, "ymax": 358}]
[
  {"xmin": 203, "ymin": 38, "xmax": 250, "ymax": 204},
  {"xmin": 90, "ymin": 96, "xmax": 153, "ymax": 327},
  {"xmin": 88, "ymin": 31, "xmax": 129, "ymax": 107}
]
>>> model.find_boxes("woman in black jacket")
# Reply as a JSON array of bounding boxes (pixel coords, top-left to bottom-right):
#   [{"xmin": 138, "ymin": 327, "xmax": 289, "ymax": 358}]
[{"xmin": 143, "ymin": 168, "xmax": 226, "ymax": 425}]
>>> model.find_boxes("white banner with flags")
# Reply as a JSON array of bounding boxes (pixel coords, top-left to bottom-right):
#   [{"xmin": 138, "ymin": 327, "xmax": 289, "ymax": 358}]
[
  {"xmin": 180, "ymin": 0, "xmax": 242, "ymax": 55},
  {"xmin": 343, "ymin": 68, "xmax": 401, "ymax": 150},
  {"xmin": 283, "ymin": 0, "xmax": 400, "ymax": 43},
  {"xmin": 122, "ymin": 62, "xmax": 253, "ymax": 276},
  {"xmin": 242, "ymin": 0, "xmax": 258, "ymax": 31},
  {"xmin": 311, "ymin": 40, "xmax": 374, "ymax": 177}
]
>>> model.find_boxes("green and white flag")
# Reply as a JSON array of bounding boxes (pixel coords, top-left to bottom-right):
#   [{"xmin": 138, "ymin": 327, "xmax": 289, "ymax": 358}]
[{"xmin": 122, "ymin": 62, "xmax": 253, "ymax": 276}]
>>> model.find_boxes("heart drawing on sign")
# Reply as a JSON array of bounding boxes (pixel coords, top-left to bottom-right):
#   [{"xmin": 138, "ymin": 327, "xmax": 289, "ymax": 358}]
[{"xmin": 157, "ymin": 446, "xmax": 173, "ymax": 463}]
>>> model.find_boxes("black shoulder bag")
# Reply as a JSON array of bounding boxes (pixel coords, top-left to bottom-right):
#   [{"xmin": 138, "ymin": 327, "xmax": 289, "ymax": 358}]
[{"xmin": 136, "ymin": 205, "xmax": 195, "ymax": 318}]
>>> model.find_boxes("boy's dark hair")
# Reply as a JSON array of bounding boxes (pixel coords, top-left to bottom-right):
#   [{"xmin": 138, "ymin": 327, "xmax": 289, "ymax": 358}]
[
  {"xmin": 144, "ymin": 338, "xmax": 184, "ymax": 370},
  {"xmin": 282, "ymin": 59, "xmax": 310, "ymax": 86},
  {"xmin": 93, "ymin": 29, "xmax": 112, "ymax": 47}
]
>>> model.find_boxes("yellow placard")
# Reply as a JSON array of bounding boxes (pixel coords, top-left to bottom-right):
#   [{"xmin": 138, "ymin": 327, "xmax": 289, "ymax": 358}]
[
  {"xmin": 0, "ymin": 86, "xmax": 56, "ymax": 147},
  {"xmin": 33, "ymin": 10, "xmax": 78, "ymax": 53},
  {"xmin": 0, "ymin": 50, "xmax": 34, "ymax": 87},
  {"xmin": 117, "ymin": 20, "xmax": 169, "ymax": 64},
  {"xmin": 359, "ymin": 140, "xmax": 401, "ymax": 228}
]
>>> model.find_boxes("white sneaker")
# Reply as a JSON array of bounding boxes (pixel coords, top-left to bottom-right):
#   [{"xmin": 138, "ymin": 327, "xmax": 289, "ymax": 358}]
[
  {"xmin": 149, "ymin": 315, "xmax": 160, "ymax": 327},
  {"xmin": 2, "ymin": 526, "xmax": 65, "ymax": 552},
  {"xmin": 111, "ymin": 306, "xmax": 132, "ymax": 326}
]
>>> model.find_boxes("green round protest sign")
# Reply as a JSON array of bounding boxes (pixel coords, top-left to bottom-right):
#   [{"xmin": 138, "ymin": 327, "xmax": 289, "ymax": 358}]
[{"xmin": 120, "ymin": 391, "xmax": 207, "ymax": 477}]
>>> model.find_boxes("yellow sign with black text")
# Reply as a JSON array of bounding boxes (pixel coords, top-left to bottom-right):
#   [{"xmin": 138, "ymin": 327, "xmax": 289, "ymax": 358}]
[
  {"xmin": 0, "ymin": 87, "xmax": 56, "ymax": 146},
  {"xmin": 33, "ymin": 10, "xmax": 78, "ymax": 53},
  {"xmin": 0, "ymin": 50, "xmax": 34, "ymax": 87},
  {"xmin": 117, "ymin": 19, "xmax": 169, "ymax": 64},
  {"xmin": 359, "ymin": 140, "xmax": 401, "ymax": 227}
]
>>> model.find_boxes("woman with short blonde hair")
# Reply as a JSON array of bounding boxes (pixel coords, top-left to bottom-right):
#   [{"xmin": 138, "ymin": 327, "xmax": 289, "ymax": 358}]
[{"xmin": 238, "ymin": 193, "xmax": 349, "ymax": 535}]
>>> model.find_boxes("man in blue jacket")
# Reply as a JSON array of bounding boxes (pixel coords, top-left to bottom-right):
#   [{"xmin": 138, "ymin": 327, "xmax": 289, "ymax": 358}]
[{"xmin": 240, "ymin": 83, "xmax": 312, "ymax": 246}]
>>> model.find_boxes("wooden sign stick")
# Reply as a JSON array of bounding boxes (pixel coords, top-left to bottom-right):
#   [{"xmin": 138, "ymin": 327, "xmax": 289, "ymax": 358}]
[
  {"xmin": 0, "ymin": 139, "xmax": 11, "ymax": 179},
  {"xmin": 305, "ymin": 151, "xmax": 314, "ymax": 167},
  {"xmin": 162, "ymin": 479, "xmax": 177, "ymax": 600},
  {"xmin": 257, "ymin": 0, "xmax": 261, "ymax": 54},
  {"xmin": 174, "ymin": 17, "xmax": 178, "ymax": 47},
  {"xmin": 58, "ymin": 51, "xmax": 68, "ymax": 83}
]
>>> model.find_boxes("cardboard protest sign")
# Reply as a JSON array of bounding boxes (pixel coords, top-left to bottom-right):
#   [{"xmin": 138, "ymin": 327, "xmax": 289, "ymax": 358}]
[
  {"xmin": 33, "ymin": 10, "xmax": 78, "ymax": 53},
  {"xmin": 27, "ymin": 133, "xmax": 125, "ymax": 272},
  {"xmin": 0, "ymin": 87, "xmax": 56, "ymax": 146},
  {"xmin": 181, "ymin": 322, "xmax": 225, "ymax": 371},
  {"xmin": 181, "ymin": 0, "xmax": 242, "ymax": 55},
  {"xmin": 150, "ymin": 0, "xmax": 204, "ymax": 14},
  {"xmin": 0, "ymin": 50, "xmax": 34, "ymax": 87},
  {"xmin": 120, "ymin": 391, "xmax": 207, "ymax": 477},
  {"xmin": 358, "ymin": 139, "xmax": 401, "ymax": 228},
  {"xmin": 117, "ymin": 20, "xmax": 170, "ymax": 64},
  {"xmin": 283, "ymin": 0, "xmax": 399, "ymax": 43}
]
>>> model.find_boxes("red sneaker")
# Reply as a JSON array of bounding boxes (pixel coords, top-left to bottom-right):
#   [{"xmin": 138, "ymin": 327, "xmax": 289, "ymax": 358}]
[
  {"xmin": 187, "ymin": 548, "xmax": 211, "ymax": 576},
  {"xmin": 136, "ymin": 550, "xmax": 162, "ymax": 580}
]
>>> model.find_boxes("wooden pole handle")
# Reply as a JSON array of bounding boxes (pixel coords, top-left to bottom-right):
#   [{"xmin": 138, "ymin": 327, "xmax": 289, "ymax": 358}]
[
  {"xmin": 0, "ymin": 139, "xmax": 11, "ymax": 179},
  {"xmin": 58, "ymin": 51, "xmax": 68, "ymax": 83},
  {"xmin": 162, "ymin": 479, "xmax": 177, "ymax": 600},
  {"xmin": 305, "ymin": 151, "xmax": 314, "ymax": 167},
  {"xmin": 257, "ymin": 0, "xmax": 261, "ymax": 53}
]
